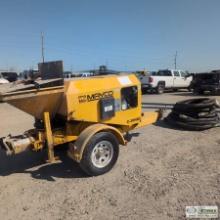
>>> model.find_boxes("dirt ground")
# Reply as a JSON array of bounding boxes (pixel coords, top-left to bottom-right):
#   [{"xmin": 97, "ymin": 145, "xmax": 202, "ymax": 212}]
[{"xmin": 0, "ymin": 91, "xmax": 220, "ymax": 220}]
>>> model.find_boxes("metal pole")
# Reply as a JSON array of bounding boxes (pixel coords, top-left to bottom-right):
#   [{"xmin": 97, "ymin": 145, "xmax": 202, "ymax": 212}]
[
  {"xmin": 41, "ymin": 32, "xmax": 45, "ymax": 63},
  {"xmin": 174, "ymin": 51, "xmax": 177, "ymax": 69}
]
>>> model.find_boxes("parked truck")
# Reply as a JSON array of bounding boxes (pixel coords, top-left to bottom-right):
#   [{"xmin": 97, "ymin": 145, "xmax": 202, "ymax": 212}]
[
  {"xmin": 190, "ymin": 70, "xmax": 220, "ymax": 95},
  {"xmin": 139, "ymin": 69, "xmax": 192, "ymax": 94}
]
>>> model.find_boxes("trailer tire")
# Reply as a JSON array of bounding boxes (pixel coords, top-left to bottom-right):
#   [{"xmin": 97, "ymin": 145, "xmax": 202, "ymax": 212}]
[{"xmin": 80, "ymin": 132, "xmax": 119, "ymax": 176}]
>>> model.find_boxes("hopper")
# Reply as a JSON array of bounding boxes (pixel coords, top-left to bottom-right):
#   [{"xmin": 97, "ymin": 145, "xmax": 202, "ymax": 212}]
[{"xmin": 0, "ymin": 79, "xmax": 64, "ymax": 119}]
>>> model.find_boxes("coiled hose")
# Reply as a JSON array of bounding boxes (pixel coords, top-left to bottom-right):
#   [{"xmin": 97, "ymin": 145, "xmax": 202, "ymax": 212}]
[{"xmin": 165, "ymin": 98, "xmax": 220, "ymax": 130}]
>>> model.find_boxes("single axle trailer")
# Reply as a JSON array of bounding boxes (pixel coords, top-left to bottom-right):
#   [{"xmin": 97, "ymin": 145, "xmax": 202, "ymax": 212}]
[{"xmin": 0, "ymin": 75, "xmax": 160, "ymax": 176}]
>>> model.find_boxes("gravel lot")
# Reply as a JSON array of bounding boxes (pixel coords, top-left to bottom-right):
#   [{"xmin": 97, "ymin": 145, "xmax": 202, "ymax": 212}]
[{"xmin": 0, "ymin": 91, "xmax": 220, "ymax": 220}]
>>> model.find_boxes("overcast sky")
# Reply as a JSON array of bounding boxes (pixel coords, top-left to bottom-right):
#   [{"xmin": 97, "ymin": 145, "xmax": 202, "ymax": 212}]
[{"xmin": 0, "ymin": 0, "xmax": 219, "ymax": 72}]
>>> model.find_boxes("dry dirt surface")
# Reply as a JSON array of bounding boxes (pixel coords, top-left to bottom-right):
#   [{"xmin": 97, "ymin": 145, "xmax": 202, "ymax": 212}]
[{"xmin": 0, "ymin": 92, "xmax": 220, "ymax": 220}]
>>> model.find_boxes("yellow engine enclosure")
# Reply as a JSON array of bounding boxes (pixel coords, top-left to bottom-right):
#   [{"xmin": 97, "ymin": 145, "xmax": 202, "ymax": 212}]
[{"xmin": 58, "ymin": 74, "xmax": 142, "ymax": 126}]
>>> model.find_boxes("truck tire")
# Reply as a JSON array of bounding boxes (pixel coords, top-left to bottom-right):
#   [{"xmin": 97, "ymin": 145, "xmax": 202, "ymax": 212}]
[
  {"xmin": 188, "ymin": 86, "xmax": 193, "ymax": 92},
  {"xmin": 141, "ymin": 87, "xmax": 148, "ymax": 94},
  {"xmin": 156, "ymin": 83, "xmax": 165, "ymax": 94},
  {"xmin": 80, "ymin": 132, "xmax": 119, "ymax": 176},
  {"xmin": 193, "ymin": 87, "xmax": 204, "ymax": 95}
]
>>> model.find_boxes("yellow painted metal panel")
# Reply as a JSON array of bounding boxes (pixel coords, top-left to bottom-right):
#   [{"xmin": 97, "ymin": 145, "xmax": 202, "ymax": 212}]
[
  {"xmin": 58, "ymin": 74, "xmax": 142, "ymax": 126},
  {"xmin": 135, "ymin": 112, "xmax": 159, "ymax": 128}
]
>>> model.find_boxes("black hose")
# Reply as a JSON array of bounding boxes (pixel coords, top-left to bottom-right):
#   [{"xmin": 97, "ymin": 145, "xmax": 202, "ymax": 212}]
[{"xmin": 165, "ymin": 98, "xmax": 220, "ymax": 130}]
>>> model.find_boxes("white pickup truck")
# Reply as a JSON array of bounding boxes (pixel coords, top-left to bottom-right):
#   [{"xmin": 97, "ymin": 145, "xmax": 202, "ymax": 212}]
[{"xmin": 139, "ymin": 69, "xmax": 192, "ymax": 94}]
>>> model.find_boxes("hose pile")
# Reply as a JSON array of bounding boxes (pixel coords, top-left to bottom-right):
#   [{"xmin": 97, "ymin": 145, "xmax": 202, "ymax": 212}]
[{"xmin": 165, "ymin": 98, "xmax": 220, "ymax": 131}]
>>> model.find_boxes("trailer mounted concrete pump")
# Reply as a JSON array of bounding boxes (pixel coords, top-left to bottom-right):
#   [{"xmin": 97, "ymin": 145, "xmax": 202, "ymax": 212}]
[{"xmin": 0, "ymin": 74, "xmax": 160, "ymax": 176}]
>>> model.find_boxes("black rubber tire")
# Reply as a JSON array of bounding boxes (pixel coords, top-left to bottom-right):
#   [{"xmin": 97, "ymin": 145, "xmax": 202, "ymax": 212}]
[
  {"xmin": 156, "ymin": 84, "xmax": 165, "ymax": 94},
  {"xmin": 193, "ymin": 87, "xmax": 204, "ymax": 95},
  {"xmin": 172, "ymin": 108, "xmax": 216, "ymax": 118},
  {"xmin": 173, "ymin": 99, "xmax": 217, "ymax": 114},
  {"xmin": 174, "ymin": 98, "xmax": 216, "ymax": 109},
  {"xmin": 141, "ymin": 88, "xmax": 148, "ymax": 94},
  {"xmin": 80, "ymin": 132, "xmax": 119, "ymax": 176},
  {"xmin": 170, "ymin": 112, "xmax": 219, "ymax": 123},
  {"xmin": 168, "ymin": 116, "xmax": 217, "ymax": 126},
  {"xmin": 165, "ymin": 98, "xmax": 220, "ymax": 131},
  {"xmin": 165, "ymin": 117, "xmax": 216, "ymax": 131},
  {"xmin": 188, "ymin": 87, "xmax": 193, "ymax": 92}
]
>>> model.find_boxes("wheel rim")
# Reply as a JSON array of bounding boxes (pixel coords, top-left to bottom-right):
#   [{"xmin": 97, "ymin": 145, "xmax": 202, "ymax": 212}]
[
  {"xmin": 158, "ymin": 86, "xmax": 163, "ymax": 93},
  {"xmin": 91, "ymin": 140, "xmax": 114, "ymax": 168}
]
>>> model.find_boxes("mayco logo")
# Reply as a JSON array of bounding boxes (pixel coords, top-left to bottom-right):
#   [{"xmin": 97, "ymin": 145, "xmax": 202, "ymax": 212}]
[{"xmin": 78, "ymin": 91, "xmax": 113, "ymax": 103}]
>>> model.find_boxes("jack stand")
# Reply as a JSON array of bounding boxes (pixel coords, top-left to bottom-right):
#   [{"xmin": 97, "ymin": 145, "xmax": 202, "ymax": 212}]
[{"xmin": 43, "ymin": 112, "xmax": 60, "ymax": 163}]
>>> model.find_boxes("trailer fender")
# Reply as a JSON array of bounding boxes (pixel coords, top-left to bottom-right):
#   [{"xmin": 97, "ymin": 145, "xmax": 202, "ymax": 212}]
[{"xmin": 68, "ymin": 123, "xmax": 125, "ymax": 162}]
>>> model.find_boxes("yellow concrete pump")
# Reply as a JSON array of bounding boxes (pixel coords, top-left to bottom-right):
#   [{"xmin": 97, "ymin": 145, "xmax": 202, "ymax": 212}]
[{"xmin": 0, "ymin": 74, "xmax": 160, "ymax": 176}]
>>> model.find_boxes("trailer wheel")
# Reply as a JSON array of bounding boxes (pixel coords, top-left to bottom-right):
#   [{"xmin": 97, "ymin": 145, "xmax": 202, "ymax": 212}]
[{"xmin": 80, "ymin": 132, "xmax": 119, "ymax": 176}]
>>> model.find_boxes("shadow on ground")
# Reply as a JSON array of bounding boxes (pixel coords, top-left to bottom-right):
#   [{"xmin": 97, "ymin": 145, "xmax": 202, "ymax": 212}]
[
  {"xmin": 154, "ymin": 119, "xmax": 206, "ymax": 133},
  {"xmin": 125, "ymin": 132, "xmax": 140, "ymax": 141},
  {"xmin": 0, "ymin": 132, "xmax": 141, "ymax": 181},
  {"xmin": 0, "ymin": 149, "xmax": 87, "ymax": 181},
  {"xmin": 154, "ymin": 119, "xmax": 187, "ymax": 131}
]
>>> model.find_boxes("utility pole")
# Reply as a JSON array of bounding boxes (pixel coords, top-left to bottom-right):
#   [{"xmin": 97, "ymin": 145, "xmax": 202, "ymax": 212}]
[
  {"xmin": 174, "ymin": 51, "xmax": 177, "ymax": 69},
  {"xmin": 41, "ymin": 32, "xmax": 45, "ymax": 63}
]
